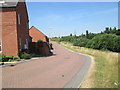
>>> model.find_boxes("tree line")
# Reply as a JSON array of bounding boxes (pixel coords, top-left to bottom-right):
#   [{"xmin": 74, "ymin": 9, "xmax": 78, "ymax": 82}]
[{"xmin": 52, "ymin": 27, "xmax": 120, "ymax": 52}]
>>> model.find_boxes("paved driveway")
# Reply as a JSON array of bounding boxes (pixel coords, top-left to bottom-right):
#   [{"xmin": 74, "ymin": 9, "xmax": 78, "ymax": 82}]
[{"xmin": 2, "ymin": 43, "xmax": 91, "ymax": 88}]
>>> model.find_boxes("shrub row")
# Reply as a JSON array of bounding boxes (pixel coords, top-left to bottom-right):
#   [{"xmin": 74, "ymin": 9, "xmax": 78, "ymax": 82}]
[
  {"xmin": 0, "ymin": 52, "xmax": 31, "ymax": 62},
  {"xmin": 86, "ymin": 34, "xmax": 120, "ymax": 52},
  {"xmin": 18, "ymin": 52, "xmax": 31, "ymax": 60},
  {"xmin": 73, "ymin": 37, "xmax": 89, "ymax": 47},
  {"xmin": 57, "ymin": 34, "xmax": 120, "ymax": 52}
]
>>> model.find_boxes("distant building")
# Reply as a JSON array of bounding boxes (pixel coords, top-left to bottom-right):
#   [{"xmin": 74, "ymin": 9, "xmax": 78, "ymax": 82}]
[
  {"xmin": 29, "ymin": 26, "xmax": 52, "ymax": 56},
  {"xmin": 29, "ymin": 26, "xmax": 49, "ymax": 43},
  {"xmin": 0, "ymin": 0, "xmax": 29, "ymax": 56}
]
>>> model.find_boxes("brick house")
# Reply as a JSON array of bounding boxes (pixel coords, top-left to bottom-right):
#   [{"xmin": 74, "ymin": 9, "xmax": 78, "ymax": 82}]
[
  {"xmin": 29, "ymin": 26, "xmax": 52, "ymax": 55},
  {"xmin": 29, "ymin": 26, "xmax": 49, "ymax": 43},
  {"xmin": 0, "ymin": 0, "xmax": 29, "ymax": 56}
]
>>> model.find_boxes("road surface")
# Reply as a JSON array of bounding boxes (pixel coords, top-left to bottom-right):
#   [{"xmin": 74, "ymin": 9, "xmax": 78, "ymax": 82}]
[{"xmin": 2, "ymin": 43, "xmax": 91, "ymax": 88}]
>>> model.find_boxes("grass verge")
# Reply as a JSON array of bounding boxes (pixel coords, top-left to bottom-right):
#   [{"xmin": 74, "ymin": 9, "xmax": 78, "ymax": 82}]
[{"xmin": 54, "ymin": 41, "xmax": 118, "ymax": 88}]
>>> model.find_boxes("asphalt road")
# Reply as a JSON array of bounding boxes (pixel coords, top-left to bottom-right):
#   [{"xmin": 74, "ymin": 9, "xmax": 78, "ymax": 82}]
[{"xmin": 2, "ymin": 43, "xmax": 91, "ymax": 88}]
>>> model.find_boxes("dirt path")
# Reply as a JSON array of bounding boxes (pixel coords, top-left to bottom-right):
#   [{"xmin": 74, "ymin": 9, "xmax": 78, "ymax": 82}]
[{"xmin": 2, "ymin": 43, "xmax": 91, "ymax": 88}]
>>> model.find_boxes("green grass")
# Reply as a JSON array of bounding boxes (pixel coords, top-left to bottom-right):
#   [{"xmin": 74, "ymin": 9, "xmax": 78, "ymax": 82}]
[{"xmin": 55, "ymin": 41, "xmax": 118, "ymax": 88}]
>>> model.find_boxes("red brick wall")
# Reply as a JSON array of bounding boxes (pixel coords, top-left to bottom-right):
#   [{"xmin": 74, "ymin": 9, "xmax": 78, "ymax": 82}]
[
  {"xmin": 0, "ymin": 8, "xmax": 18, "ymax": 56},
  {"xmin": 29, "ymin": 42, "xmax": 50, "ymax": 55},
  {"xmin": 0, "ymin": 9, "xmax": 2, "ymax": 52},
  {"xmin": 29, "ymin": 26, "xmax": 47, "ymax": 42},
  {"xmin": 0, "ymin": 8, "xmax": 2, "ymax": 41},
  {"xmin": 0, "ymin": 2, "xmax": 29, "ymax": 56},
  {"xmin": 42, "ymin": 43, "xmax": 50, "ymax": 55},
  {"xmin": 16, "ymin": 2, "xmax": 29, "ymax": 51}
]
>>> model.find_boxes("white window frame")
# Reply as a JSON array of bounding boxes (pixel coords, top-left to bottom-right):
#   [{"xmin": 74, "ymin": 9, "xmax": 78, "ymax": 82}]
[
  {"xmin": 24, "ymin": 39, "xmax": 28, "ymax": 49},
  {"xmin": 0, "ymin": 40, "xmax": 2, "ymax": 53}
]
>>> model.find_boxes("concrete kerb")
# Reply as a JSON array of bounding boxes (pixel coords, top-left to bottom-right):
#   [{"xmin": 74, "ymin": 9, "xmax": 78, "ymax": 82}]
[{"xmin": 1, "ymin": 55, "xmax": 51, "ymax": 67}]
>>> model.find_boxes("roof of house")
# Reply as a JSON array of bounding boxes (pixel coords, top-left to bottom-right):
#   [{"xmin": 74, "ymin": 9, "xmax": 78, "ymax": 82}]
[
  {"xmin": 29, "ymin": 26, "xmax": 49, "ymax": 42},
  {"xmin": 0, "ymin": 0, "xmax": 24, "ymax": 7},
  {"xmin": 29, "ymin": 26, "xmax": 46, "ymax": 36}
]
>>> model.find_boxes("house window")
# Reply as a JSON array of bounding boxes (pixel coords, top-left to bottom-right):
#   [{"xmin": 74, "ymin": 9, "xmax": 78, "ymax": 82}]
[
  {"xmin": 0, "ymin": 40, "xmax": 2, "ymax": 52},
  {"xmin": 24, "ymin": 39, "xmax": 28, "ymax": 49},
  {"xmin": 26, "ymin": 39, "xmax": 28, "ymax": 49},
  {"xmin": 18, "ymin": 14, "xmax": 21, "ymax": 24},
  {"xmin": 19, "ymin": 38, "xmax": 22, "ymax": 51}
]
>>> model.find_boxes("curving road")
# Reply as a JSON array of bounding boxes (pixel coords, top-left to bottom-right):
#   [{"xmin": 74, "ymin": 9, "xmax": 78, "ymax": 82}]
[{"xmin": 2, "ymin": 43, "xmax": 91, "ymax": 88}]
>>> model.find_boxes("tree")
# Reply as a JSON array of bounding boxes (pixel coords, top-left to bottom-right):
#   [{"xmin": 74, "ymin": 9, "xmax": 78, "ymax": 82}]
[
  {"xmin": 110, "ymin": 27, "xmax": 112, "ymax": 31},
  {"xmin": 70, "ymin": 33, "xmax": 72, "ymax": 36},
  {"xmin": 104, "ymin": 27, "xmax": 110, "ymax": 34},
  {"xmin": 101, "ymin": 31, "xmax": 103, "ymax": 34},
  {"xmin": 113, "ymin": 27, "xmax": 117, "ymax": 30},
  {"xmin": 116, "ymin": 29, "xmax": 120, "ymax": 35},
  {"xmin": 86, "ymin": 30, "xmax": 89, "ymax": 39},
  {"xmin": 89, "ymin": 32, "xmax": 96, "ymax": 39}
]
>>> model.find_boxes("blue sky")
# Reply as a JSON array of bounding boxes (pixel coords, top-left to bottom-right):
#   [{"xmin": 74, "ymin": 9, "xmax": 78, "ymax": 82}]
[{"xmin": 26, "ymin": 2, "xmax": 118, "ymax": 37}]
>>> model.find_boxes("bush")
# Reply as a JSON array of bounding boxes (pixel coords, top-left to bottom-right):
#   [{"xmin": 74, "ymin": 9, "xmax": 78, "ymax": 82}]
[
  {"xmin": 60, "ymin": 36, "xmax": 75, "ymax": 42},
  {"xmin": 51, "ymin": 37, "xmax": 61, "ymax": 42},
  {"xmin": 110, "ymin": 36, "xmax": 120, "ymax": 52},
  {"xmin": 2, "ymin": 55, "xmax": 13, "ymax": 62},
  {"xmin": 2, "ymin": 55, "xmax": 20, "ymax": 62},
  {"xmin": 73, "ymin": 37, "xmax": 89, "ymax": 47},
  {"xmin": 86, "ymin": 34, "xmax": 120, "ymax": 52},
  {"xmin": 37, "ymin": 40, "xmax": 43, "ymax": 43},
  {"xmin": 13, "ymin": 57, "xmax": 20, "ymax": 61},
  {"xmin": 8, "ymin": 57, "xmax": 20, "ymax": 62},
  {"xmin": 20, "ymin": 52, "xmax": 31, "ymax": 59}
]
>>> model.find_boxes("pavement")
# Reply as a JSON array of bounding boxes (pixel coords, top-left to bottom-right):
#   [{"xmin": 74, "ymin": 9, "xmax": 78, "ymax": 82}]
[{"xmin": 2, "ymin": 43, "xmax": 91, "ymax": 88}]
